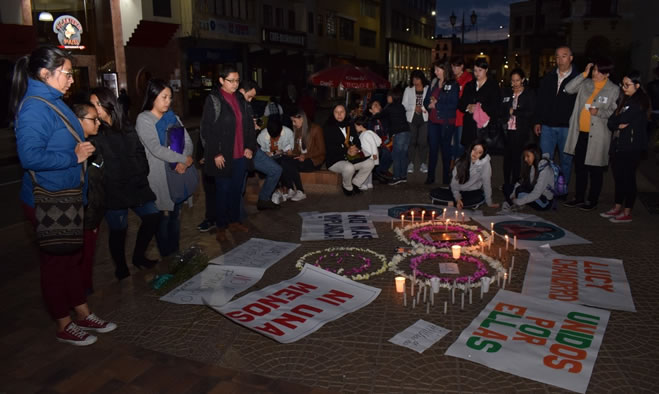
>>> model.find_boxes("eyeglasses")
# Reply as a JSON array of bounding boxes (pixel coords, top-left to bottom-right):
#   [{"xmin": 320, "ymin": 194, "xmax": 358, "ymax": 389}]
[
  {"xmin": 58, "ymin": 68, "xmax": 74, "ymax": 80},
  {"xmin": 80, "ymin": 117, "xmax": 100, "ymax": 123},
  {"xmin": 619, "ymin": 83, "xmax": 635, "ymax": 89},
  {"xmin": 224, "ymin": 78, "xmax": 240, "ymax": 84}
]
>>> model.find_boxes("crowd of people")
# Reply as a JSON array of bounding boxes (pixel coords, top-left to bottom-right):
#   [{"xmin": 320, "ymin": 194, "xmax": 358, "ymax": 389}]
[{"xmin": 10, "ymin": 44, "xmax": 653, "ymax": 346}]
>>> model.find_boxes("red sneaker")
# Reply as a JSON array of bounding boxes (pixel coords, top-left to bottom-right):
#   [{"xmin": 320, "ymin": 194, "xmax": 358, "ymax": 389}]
[
  {"xmin": 600, "ymin": 208, "xmax": 620, "ymax": 218},
  {"xmin": 56, "ymin": 322, "xmax": 97, "ymax": 346},
  {"xmin": 76, "ymin": 313, "xmax": 118, "ymax": 333},
  {"xmin": 610, "ymin": 214, "xmax": 632, "ymax": 223}
]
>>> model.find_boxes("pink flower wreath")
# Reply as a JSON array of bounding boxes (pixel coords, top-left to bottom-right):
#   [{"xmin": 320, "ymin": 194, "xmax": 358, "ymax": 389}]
[{"xmin": 407, "ymin": 224, "xmax": 481, "ymax": 249}]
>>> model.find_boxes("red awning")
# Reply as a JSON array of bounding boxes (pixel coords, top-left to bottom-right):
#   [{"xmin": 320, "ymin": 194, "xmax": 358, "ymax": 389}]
[
  {"xmin": 309, "ymin": 64, "xmax": 391, "ymax": 90},
  {"xmin": 127, "ymin": 20, "xmax": 179, "ymax": 47},
  {"xmin": 0, "ymin": 24, "xmax": 37, "ymax": 55}
]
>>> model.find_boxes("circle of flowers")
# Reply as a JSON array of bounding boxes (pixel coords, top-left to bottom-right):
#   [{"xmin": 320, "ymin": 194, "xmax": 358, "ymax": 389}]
[
  {"xmin": 296, "ymin": 247, "xmax": 389, "ymax": 281},
  {"xmin": 389, "ymin": 247, "xmax": 505, "ymax": 291},
  {"xmin": 394, "ymin": 221, "xmax": 490, "ymax": 250}
]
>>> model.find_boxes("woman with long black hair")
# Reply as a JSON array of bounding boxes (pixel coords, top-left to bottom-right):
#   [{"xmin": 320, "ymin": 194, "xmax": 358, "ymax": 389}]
[
  {"xmin": 458, "ymin": 58, "xmax": 501, "ymax": 148},
  {"xmin": 136, "ymin": 80, "xmax": 194, "ymax": 255},
  {"xmin": 602, "ymin": 70, "xmax": 650, "ymax": 223},
  {"xmin": 11, "ymin": 46, "xmax": 115, "ymax": 346},
  {"xmin": 90, "ymin": 87, "xmax": 159, "ymax": 279}
]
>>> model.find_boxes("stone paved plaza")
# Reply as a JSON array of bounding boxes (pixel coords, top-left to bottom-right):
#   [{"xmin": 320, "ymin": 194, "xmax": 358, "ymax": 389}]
[{"xmin": 1, "ymin": 155, "xmax": 658, "ymax": 393}]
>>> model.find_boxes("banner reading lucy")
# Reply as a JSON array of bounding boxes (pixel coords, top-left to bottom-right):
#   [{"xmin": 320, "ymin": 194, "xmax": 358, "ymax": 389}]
[
  {"xmin": 523, "ymin": 246, "xmax": 635, "ymax": 312},
  {"xmin": 299, "ymin": 212, "xmax": 378, "ymax": 241},
  {"xmin": 470, "ymin": 213, "xmax": 590, "ymax": 248},
  {"xmin": 212, "ymin": 264, "xmax": 381, "ymax": 343},
  {"xmin": 446, "ymin": 290, "xmax": 609, "ymax": 393}
]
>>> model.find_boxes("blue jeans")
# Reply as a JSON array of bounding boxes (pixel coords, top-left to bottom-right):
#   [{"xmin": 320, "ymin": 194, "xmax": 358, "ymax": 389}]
[
  {"xmin": 539, "ymin": 126, "xmax": 572, "ymax": 185},
  {"xmin": 452, "ymin": 125, "xmax": 464, "ymax": 160},
  {"xmin": 156, "ymin": 203, "xmax": 182, "ymax": 257},
  {"xmin": 105, "ymin": 201, "xmax": 159, "ymax": 230},
  {"xmin": 428, "ymin": 123, "xmax": 455, "ymax": 184},
  {"xmin": 215, "ymin": 157, "xmax": 247, "ymax": 228},
  {"xmin": 376, "ymin": 147, "xmax": 393, "ymax": 175},
  {"xmin": 392, "ymin": 132, "xmax": 411, "ymax": 179},
  {"xmin": 253, "ymin": 149, "xmax": 282, "ymax": 201}
]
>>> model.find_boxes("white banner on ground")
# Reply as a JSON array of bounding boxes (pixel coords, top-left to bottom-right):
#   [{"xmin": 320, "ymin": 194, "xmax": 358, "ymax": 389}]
[
  {"xmin": 366, "ymin": 204, "xmax": 475, "ymax": 222},
  {"xmin": 160, "ymin": 239, "xmax": 300, "ymax": 306},
  {"xmin": 212, "ymin": 264, "xmax": 381, "ymax": 343},
  {"xmin": 299, "ymin": 212, "xmax": 378, "ymax": 241},
  {"xmin": 523, "ymin": 245, "xmax": 635, "ymax": 312},
  {"xmin": 445, "ymin": 290, "xmax": 609, "ymax": 393},
  {"xmin": 389, "ymin": 320, "xmax": 451, "ymax": 353},
  {"xmin": 159, "ymin": 265, "xmax": 265, "ymax": 306},
  {"xmin": 470, "ymin": 213, "xmax": 590, "ymax": 248}
]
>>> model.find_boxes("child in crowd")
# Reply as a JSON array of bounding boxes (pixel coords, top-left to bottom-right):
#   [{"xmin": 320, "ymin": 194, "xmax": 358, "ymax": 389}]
[
  {"xmin": 502, "ymin": 143, "xmax": 555, "ymax": 211},
  {"xmin": 430, "ymin": 139, "xmax": 499, "ymax": 209},
  {"xmin": 368, "ymin": 100, "xmax": 393, "ymax": 182},
  {"xmin": 354, "ymin": 116, "xmax": 381, "ymax": 189}
]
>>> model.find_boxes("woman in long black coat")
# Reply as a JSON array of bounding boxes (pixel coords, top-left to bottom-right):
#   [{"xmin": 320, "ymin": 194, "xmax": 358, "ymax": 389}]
[{"xmin": 458, "ymin": 58, "xmax": 501, "ymax": 148}]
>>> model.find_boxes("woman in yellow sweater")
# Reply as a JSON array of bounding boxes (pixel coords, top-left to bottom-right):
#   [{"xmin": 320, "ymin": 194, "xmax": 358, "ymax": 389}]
[{"xmin": 563, "ymin": 58, "xmax": 619, "ymax": 211}]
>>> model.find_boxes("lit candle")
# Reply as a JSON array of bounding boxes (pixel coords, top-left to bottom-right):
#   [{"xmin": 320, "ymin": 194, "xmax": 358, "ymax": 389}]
[
  {"xmin": 426, "ymin": 301, "xmax": 430, "ymax": 314},
  {"xmin": 417, "ymin": 286, "xmax": 421, "ymax": 304},
  {"xmin": 395, "ymin": 276, "xmax": 405, "ymax": 293},
  {"xmin": 478, "ymin": 235, "xmax": 484, "ymax": 253},
  {"xmin": 443, "ymin": 208, "xmax": 447, "ymax": 220},
  {"xmin": 469, "ymin": 287, "xmax": 473, "ymax": 304},
  {"xmin": 461, "ymin": 212, "xmax": 465, "ymax": 222},
  {"xmin": 508, "ymin": 266, "xmax": 512, "ymax": 284},
  {"xmin": 444, "ymin": 301, "xmax": 447, "ymax": 314},
  {"xmin": 430, "ymin": 277, "xmax": 440, "ymax": 293},
  {"xmin": 511, "ymin": 256, "xmax": 515, "ymax": 271},
  {"xmin": 452, "ymin": 281, "xmax": 456, "ymax": 304},
  {"xmin": 400, "ymin": 214, "xmax": 404, "ymax": 227},
  {"xmin": 461, "ymin": 292, "xmax": 465, "ymax": 310},
  {"xmin": 452, "ymin": 245, "xmax": 461, "ymax": 259},
  {"xmin": 503, "ymin": 273, "xmax": 507, "ymax": 289},
  {"xmin": 490, "ymin": 230, "xmax": 494, "ymax": 246},
  {"xmin": 497, "ymin": 272, "xmax": 501, "ymax": 287},
  {"xmin": 403, "ymin": 290, "xmax": 407, "ymax": 307},
  {"xmin": 480, "ymin": 283, "xmax": 484, "ymax": 300},
  {"xmin": 491, "ymin": 222, "xmax": 494, "ymax": 232},
  {"xmin": 430, "ymin": 288, "xmax": 434, "ymax": 306},
  {"xmin": 390, "ymin": 219, "xmax": 394, "ymax": 229},
  {"xmin": 423, "ymin": 284, "xmax": 427, "ymax": 303},
  {"xmin": 505, "ymin": 234, "xmax": 509, "ymax": 250},
  {"xmin": 455, "ymin": 210, "xmax": 458, "ymax": 221},
  {"xmin": 446, "ymin": 219, "xmax": 450, "ymax": 231},
  {"xmin": 421, "ymin": 210, "xmax": 426, "ymax": 222},
  {"xmin": 514, "ymin": 235, "xmax": 517, "ymax": 250},
  {"xmin": 411, "ymin": 211, "xmax": 415, "ymax": 223},
  {"xmin": 431, "ymin": 210, "xmax": 436, "ymax": 222}
]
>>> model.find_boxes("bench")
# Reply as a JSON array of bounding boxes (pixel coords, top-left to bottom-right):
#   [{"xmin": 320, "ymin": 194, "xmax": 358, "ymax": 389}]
[{"xmin": 244, "ymin": 170, "xmax": 342, "ymax": 203}]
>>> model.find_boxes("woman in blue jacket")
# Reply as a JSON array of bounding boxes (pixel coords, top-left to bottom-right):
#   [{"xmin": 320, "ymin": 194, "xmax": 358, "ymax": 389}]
[
  {"xmin": 424, "ymin": 61, "xmax": 459, "ymax": 185},
  {"xmin": 10, "ymin": 46, "xmax": 116, "ymax": 347}
]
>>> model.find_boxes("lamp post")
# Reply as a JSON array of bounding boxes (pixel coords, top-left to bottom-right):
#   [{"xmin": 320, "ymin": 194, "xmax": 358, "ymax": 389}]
[{"xmin": 450, "ymin": 10, "xmax": 477, "ymax": 57}]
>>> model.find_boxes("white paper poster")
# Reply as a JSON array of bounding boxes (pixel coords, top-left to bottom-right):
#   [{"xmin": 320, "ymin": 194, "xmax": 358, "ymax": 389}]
[
  {"xmin": 212, "ymin": 264, "xmax": 381, "ymax": 343},
  {"xmin": 299, "ymin": 212, "xmax": 378, "ymax": 241},
  {"xmin": 470, "ymin": 213, "xmax": 590, "ymax": 248},
  {"xmin": 523, "ymin": 246, "xmax": 635, "ymax": 312},
  {"xmin": 160, "ymin": 238, "xmax": 300, "ymax": 306},
  {"xmin": 389, "ymin": 320, "xmax": 451, "ymax": 353},
  {"xmin": 445, "ymin": 290, "xmax": 609, "ymax": 393}
]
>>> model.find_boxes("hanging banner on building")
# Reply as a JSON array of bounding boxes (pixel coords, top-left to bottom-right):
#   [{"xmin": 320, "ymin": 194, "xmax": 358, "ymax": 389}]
[
  {"xmin": 160, "ymin": 238, "xmax": 300, "ymax": 306},
  {"xmin": 523, "ymin": 246, "xmax": 635, "ymax": 312},
  {"xmin": 53, "ymin": 15, "xmax": 85, "ymax": 49},
  {"xmin": 470, "ymin": 213, "xmax": 590, "ymax": 248},
  {"xmin": 212, "ymin": 264, "xmax": 381, "ymax": 343},
  {"xmin": 299, "ymin": 212, "xmax": 378, "ymax": 241},
  {"xmin": 445, "ymin": 290, "xmax": 609, "ymax": 393}
]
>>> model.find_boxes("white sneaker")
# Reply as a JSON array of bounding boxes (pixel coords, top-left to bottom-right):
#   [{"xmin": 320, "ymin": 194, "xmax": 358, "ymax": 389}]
[
  {"xmin": 290, "ymin": 190, "xmax": 307, "ymax": 201},
  {"xmin": 420, "ymin": 163, "xmax": 428, "ymax": 173},
  {"xmin": 359, "ymin": 184, "xmax": 369, "ymax": 191},
  {"xmin": 407, "ymin": 163, "xmax": 414, "ymax": 173},
  {"xmin": 271, "ymin": 191, "xmax": 283, "ymax": 205},
  {"xmin": 286, "ymin": 189, "xmax": 296, "ymax": 199},
  {"xmin": 366, "ymin": 183, "xmax": 373, "ymax": 189}
]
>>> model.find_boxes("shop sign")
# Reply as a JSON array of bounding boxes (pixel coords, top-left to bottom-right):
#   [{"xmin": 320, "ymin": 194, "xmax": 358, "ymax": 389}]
[
  {"xmin": 262, "ymin": 29, "xmax": 305, "ymax": 48},
  {"xmin": 199, "ymin": 19, "xmax": 258, "ymax": 41},
  {"xmin": 53, "ymin": 15, "xmax": 85, "ymax": 49}
]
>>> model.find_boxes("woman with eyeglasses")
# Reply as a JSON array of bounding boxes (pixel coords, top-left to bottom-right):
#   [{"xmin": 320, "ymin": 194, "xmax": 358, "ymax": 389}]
[
  {"xmin": 91, "ymin": 87, "xmax": 159, "ymax": 279},
  {"xmin": 10, "ymin": 45, "xmax": 116, "ymax": 346},
  {"xmin": 601, "ymin": 70, "xmax": 650, "ymax": 223},
  {"xmin": 200, "ymin": 66, "xmax": 256, "ymax": 242}
]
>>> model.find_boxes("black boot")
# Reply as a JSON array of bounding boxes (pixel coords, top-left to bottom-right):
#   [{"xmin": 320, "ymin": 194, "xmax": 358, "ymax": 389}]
[
  {"xmin": 132, "ymin": 213, "xmax": 159, "ymax": 269},
  {"xmin": 109, "ymin": 229, "xmax": 130, "ymax": 280}
]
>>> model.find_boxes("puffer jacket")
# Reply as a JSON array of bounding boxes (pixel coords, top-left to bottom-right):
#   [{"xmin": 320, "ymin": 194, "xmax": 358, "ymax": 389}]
[{"xmin": 450, "ymin": 154, "xmax": 494, "ymax": 205}]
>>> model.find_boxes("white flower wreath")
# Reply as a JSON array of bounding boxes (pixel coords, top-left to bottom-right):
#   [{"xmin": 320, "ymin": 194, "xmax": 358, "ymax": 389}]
[{"xmin": 296, "ymin": 246, "xmax": 389, "ymax": 281}]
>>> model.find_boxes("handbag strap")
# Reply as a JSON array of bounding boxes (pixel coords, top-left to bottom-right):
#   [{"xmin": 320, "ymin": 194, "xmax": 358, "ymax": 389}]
[{"xmin": 18, "ymin": 96, "xmax": 86, "ymax": 184}]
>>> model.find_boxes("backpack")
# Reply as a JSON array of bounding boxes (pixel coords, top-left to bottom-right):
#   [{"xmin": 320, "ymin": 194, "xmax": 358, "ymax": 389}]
[{"xmin": 539, "ymin": 159, "xmax": 567, "ymax": 197}]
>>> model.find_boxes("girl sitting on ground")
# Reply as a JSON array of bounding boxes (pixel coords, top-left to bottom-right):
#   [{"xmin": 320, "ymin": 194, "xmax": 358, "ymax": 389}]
[
  {"xmin": 502, "ymin": 143, "xmax": 555, "ymax": 211},
  {"xmin": 353, "ymin": 115, "xmax": 381, "ymax": 190},
  {"xmin": 430, "ymin": 139, "xmax": 499, "ymax": 210}
]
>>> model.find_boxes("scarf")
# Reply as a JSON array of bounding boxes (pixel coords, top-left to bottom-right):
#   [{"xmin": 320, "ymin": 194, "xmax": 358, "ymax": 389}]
[{"xmin": 155, "ymin": 110, "xmax": 179, "ymax": 146}]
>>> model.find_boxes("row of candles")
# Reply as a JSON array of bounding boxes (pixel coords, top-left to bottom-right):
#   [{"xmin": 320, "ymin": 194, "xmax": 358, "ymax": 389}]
[{"xmin": 391, "ymin": 208, "xmax": 463, "ymax": 229}]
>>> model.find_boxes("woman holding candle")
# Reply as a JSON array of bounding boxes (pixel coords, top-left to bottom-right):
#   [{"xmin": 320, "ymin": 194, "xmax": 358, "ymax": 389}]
[{"xmin": 430, "ymin": 139, "xmax": 499, "ymax": 209}]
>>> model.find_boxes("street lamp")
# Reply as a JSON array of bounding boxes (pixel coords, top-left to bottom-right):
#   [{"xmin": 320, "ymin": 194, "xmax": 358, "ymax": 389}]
[{"xmin": 450, "ymin": 10, "xmax": 478, "ymax": 56}]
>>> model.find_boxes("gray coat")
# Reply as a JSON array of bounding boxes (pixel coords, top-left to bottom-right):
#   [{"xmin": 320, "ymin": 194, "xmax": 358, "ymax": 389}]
[
  {"xmin": 136, "ymin": 111, "xmax": 193, "ymax": 211},
  {"xmin": 563, "ymin": 73, "xmax": 619, "ymax": 167}
]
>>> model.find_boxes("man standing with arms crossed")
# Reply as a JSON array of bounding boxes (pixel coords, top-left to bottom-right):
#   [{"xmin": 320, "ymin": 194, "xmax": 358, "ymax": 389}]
[{"xmin": 533, "ymin": 46, "xmax": 579, "ymax": 196}]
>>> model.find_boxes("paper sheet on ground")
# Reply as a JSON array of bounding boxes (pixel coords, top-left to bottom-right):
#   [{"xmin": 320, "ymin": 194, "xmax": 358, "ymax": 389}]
[
  {"xmin": 212, "ymin": 264, "xmax": 381, "ymax": 343},
  {"xmin": 445, "ymin": 290, "xmax": 609, "ymax": 393},
  {"xmin": 470, "ymin": 213, "xmax": 590, "ymax": 248},
  {"xmin": 365, "ymin": 204, "xmax": 476, "ymax": 222},
  {"xmin": 160, "ymin": 238, "xmax": 300, "ymax": 306},
  {"xmin": 389, "ymin": 320, "xmax": 451, "ymax": 353},
  {"xmin": 299, "ymin": 211, "xmax": 378, "ymax": 241},
  {"xmin": 523, "ymin": 245, "xmax": 635, "ymax": 312}
]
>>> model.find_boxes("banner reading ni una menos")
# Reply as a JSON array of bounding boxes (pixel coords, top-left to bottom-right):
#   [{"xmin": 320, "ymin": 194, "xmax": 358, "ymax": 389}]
[{"xmin": 445, "ymin": 290, "xmax": 609, "ymax": 393}]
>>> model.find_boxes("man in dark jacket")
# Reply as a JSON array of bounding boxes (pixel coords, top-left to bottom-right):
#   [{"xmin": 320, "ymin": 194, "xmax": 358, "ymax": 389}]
[{"xmin": 533, "ymin": 46, "xmax": 579, "ymax": 190}]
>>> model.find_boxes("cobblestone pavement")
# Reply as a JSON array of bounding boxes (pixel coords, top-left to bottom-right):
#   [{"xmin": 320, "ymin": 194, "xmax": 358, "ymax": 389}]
[{"xmin": 1, "ymin": 156, "xmax": 658, "ymax": 393}]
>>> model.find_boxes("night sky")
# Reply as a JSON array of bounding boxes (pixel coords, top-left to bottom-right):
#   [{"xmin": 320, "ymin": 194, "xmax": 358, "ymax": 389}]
[{"xmin": 435, "ymin": 0, "xmax": 518, "ymax": 42}]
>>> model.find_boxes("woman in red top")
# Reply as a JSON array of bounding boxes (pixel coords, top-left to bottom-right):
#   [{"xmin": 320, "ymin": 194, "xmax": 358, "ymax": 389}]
[{"xmin": 451, "ymin": 56, "xmax": 473, "ymax": 164}]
